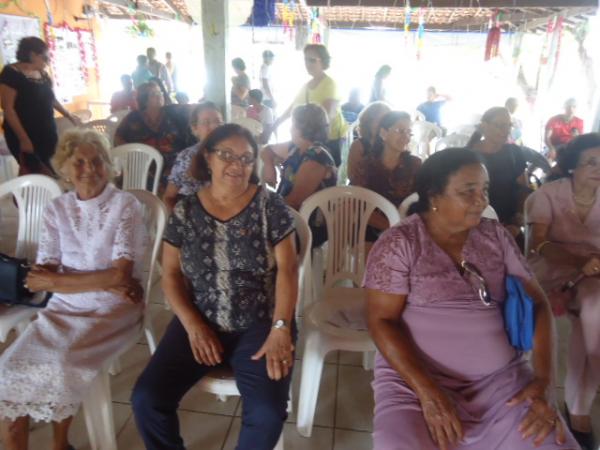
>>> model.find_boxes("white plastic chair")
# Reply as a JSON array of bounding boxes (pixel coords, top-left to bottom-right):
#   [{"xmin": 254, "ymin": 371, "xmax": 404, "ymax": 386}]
[
  {"xmin": 398, "ymin": 192, "xmax": 499, "ymax": 221},
  {"xmin": 111, "ymin": 144, "xmax": 164, "ymax": 195},
  {"xmin": 232, "ymin": 116, "xmax": 263, "ymax": 139},
  {"xmin": 434, "ymin": 133, "xmax": 471, "ymax": 152},
  {"xmin": 0, "ymin": 175, "xmax": 63, "ymax": 342},
  {"xmin": 55, "ymin": 117, "xmax": 77, "ymax": 137},
  {"xmin": 0, "ymin": 155, "xmax": 18, "ymax": 183},
  {"xmin": 83, "ymin": 120, "xmax": 118, "ymax": 145},
  {"xmin": 231, "ymin": 104, "xmax": 247, "ymax": 120},
  {"xmin": 82, "ymin": 189, "xmax": 166, "ymax": 450},
  {"xmin": 106, "ymin": 110, "xmax": 129, "ymax": 126},
  {"xmin": 195, "ymin": 208, "xmax": 311, "ymax": 450},
  {"xmin": 73, "ymin": 109, "xmax": 93, "ymax": 123},
  {"xmin": 410, "ymin": 120, "xmax": 443, "ymax": 158},
  {"xmin": 296, "ymin": 186, "xmax": 400, "ymax": 437}
]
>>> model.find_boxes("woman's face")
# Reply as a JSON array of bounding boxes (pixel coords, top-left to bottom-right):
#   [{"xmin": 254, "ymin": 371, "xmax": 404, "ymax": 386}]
[
  {"xmin": 30, "ymin": 50, "xmax": 49, "ymax": 71},
  {"xmin": 431, "ymin": 163, "xmax": 490, "ymax": 231},
  {"xmin": 380, "ymin": 118, "xmax": 412, "ymax": 153},
  {"xmin": 481, "ymin": 111, "xmax": 511, "ymax": 148},
  {"xmin": 205, "ymin": 135, "xmax": 256, "ymax": 189},
  {"xmin": 304, "ymin": 50, "xmax": 325, "ymax": 77},
  {"xmin": 573, "ymin": 147, "xmax": 600, "ymax": 189},
  {"xmin": 146, "ymin": 85, "xmax": 164, "ymax": 111},
  {"xmin": 63, "ymin": 144, "xmax": 109, "ymax": 196},
  {"xmin": 191, "ymin": 109, "xmax": 223, "ymax": 141}
]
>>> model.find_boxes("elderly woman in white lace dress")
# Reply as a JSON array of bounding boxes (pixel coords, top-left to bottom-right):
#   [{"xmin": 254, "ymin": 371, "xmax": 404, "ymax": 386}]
[{"xmin": 0, "ymin": 129, "xmax": 147, "ymax": 450}]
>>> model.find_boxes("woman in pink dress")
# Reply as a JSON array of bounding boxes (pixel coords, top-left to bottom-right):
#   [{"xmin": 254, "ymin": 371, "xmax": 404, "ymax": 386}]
[
  {"xmin": 526, "ymin": 133, "xmax": 600, "ymax": 450},
  {"xmin": 364, "ymin": 148, "xmax": 578, "ymax": 450},
  {"xmin": 0, "ymin": 129, "xmax": 147, "ymax": 450}
]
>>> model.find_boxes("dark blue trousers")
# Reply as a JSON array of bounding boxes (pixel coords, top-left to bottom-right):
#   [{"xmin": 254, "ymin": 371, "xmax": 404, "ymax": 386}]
[{"xmin": 131, "ymin": 317, "xmax": 293, "ymax": 450}]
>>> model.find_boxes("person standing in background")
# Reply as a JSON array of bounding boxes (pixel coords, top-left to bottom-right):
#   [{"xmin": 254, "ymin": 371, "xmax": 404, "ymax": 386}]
[
  {"xmin": 0, "ymin": 36, "xmax": 79, "ymax": 176},
  {"xmin": 416, "ymin": 86, "xmax": 451, "ymax": 128},
  {"xmin": 260, "ymin": 50, "xmax": 276, "ymax": 109},
  {"xmin": 132, "ymin": 55, "xmax": 153, "ymax": 88},
  {"xmin": 247, "ymin": 89, "xmax": 274, "ymax": 145},
  {"xmin": 147, "ymin": 47, "xmax": 173, "ymax": 93},
  {"xmin": 231, "ymin": 57, "xmax": 251, "ymax": 107},
  {"xmin": 505, "ymin": 97, "xmax": 523, "ymax": 145},
  {"xmin": 545, "ymin": 98, "xmax": 584, "ymax": 161},
  {"xmin": 165, "ymin": 51, "xmax": 177, "ymax": 92},
  {"xmin": 110, "ymin": 74, "xmax": 137, "ymax": 113},
  {"xmin": 370, "ymin": 65, "xmax": 391, "ymax": 103}
]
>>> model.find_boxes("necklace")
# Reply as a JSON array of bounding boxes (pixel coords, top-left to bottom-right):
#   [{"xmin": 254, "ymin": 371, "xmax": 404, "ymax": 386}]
[{"xmin": 573, "ymin": 194, "xmax": 596, "ymax": 207}]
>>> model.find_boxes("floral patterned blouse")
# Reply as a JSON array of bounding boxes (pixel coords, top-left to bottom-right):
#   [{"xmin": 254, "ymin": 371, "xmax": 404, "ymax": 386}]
[
  {"xmin": 167, "ymin": 144, "xmax": 204, "ymax": 195},
  {"xmin": 163, "ymin": 187, "xmax": 294, "ymax": 332}
]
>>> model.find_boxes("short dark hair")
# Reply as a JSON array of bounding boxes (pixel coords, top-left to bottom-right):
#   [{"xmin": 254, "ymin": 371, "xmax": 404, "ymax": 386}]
[
  {"xmin": 292, "ymin": 104, "xmax": 329, "ymax": 143},
  {"xmin": 136, "ymin": 82, "xmax": 159, "ymax": 111},
  {"xmin": 304, "ymin": 44, "xmax": 331, "ymax": 70},
  {"xmin": 370, "ymin": 111, "xmax": 412, "ymax": 159},
  {"xmin": 248, "ymin": 89, "xmax": 263, "ymax": 103},
  {"xmin": 189, "ymin": 101, "xmax": 221, "ymax": 126},
  {"xmin": 16, "ymin": 37, "xmax": 48, "ymax": 63},
  {"xmin": 557, "ymin": 133, "xmax": 600, "ymax": 177},
  {"xmin": 466, "ymin": 106, "xmax": 509, "ymax": 148},
  {"xmin": 232, "ymin": 57, "xmax": 246, "ymax": 71},
  {"xmin": 136, "ymin": 54, "xmax": 148, "ymax": 65},
  {"xmin": 190, "ymin": 124, "xmax": 259, "ymax": 184},
  {"xmin": 262, "ymin": 50, "xmax": 274, "ymax": 59},
  {"xmin": 410, "ymin": 147, "xmax": 484, "ymax": 214}
]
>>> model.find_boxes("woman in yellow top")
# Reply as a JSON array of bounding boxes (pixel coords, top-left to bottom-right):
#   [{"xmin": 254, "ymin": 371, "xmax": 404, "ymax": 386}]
[{"xmin": 272, "ymin": 44, "xmax": 348, "ymax": 167}]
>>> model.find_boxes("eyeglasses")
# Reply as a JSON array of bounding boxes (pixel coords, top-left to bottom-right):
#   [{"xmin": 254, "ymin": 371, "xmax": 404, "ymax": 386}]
[
  {"xmin": 213, "ymin": 148, "xmax": 255, "ymax": 166},
  {"xmin": 390, "ymin": 127, "xmax": 413, "ymax": 136},
  {"xmin": 577, "ymin": 158, "xmax": 600, "ymax": 169},
  {"xmin": 198, "ymin": 119, "xmax": 224, "ymax": 127},
  {"xmin": 461, "ymin": 260, "xmax": 493, "ymax": 306}
]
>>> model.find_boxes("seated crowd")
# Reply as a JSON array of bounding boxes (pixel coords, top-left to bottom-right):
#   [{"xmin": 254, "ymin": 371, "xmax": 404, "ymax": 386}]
[{"xmin": 1, "ymin": 37, "xmax": 599, "ymax": 450}]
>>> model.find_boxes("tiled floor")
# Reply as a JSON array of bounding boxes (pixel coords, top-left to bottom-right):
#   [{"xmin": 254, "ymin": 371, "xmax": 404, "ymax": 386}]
[{"xmin": 0, "ymin": 196, "xmax": 599, "ymax": 449}]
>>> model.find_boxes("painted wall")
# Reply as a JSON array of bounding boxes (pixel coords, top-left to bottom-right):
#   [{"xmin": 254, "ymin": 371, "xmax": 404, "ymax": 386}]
[{"xmin": 0, "ymin": 0, "xmax": 101, "ymax": 112}]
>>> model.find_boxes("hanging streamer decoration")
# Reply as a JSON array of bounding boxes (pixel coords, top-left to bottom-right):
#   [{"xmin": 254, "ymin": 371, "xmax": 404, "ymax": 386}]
[
  {"xmin": 484, "ymin": 10, "xmax": 501, "ymax": 61},
  {"xmin": 546, "ymin": 15, "xmax": 564, "ymax": 86},
  {"xmin": 310, "ymin": 7, "xmax": 321, "ymax": 44},
  {"xmin": 416, "ymin": 8, "xmax": 425, "ymax": 60},
  {"xmin": 404, "ymin": 1, "xmax": 412, "ymax": 45},
  {"xmin": 281, "ymin": 0, "xmax": 296, "ymax": 42}
]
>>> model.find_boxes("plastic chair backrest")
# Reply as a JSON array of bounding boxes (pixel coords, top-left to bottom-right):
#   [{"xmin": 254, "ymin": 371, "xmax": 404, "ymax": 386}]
[
  {"xmin": 112, "ymin": 144, "xmax": 164, "ymax": 195},
  {"xmin": 434, "ymin": 133, "xmax": 471, "ymax": 152},
  {"xmin": 0, "ymin": 155, "xmax": 18, "ymax": 183},
  {"xmin": 73, "ymin": 109, "xmax": 92, "ymax": 123},
  {"xmin": 232, "ymin": 117, "xmax": 263, "ymax": 138},
  {"xmin": 299, "ymin": 186, "xmax": 400, "ymax": 288},
  {"xmin": 231, "ymin": 105, "xmax": 247, "ymax": 120},
  {"xmin": 0, "ymin": 175, "xmax": 62, "ymax": 261},
  {"xmin": 55, "ymin": 117, "xmax": 76, "ymax": 137},
  {"xmin": 106, "ymin": 110, "xmax": 129, "ymax": 128},
  {"xmin": 127, "ymin": 190, "xmax": 167, "ymax": 304},
  {"xmin": 398, "ymin": 192, "xmax": 499, "ymax": 221},
  {"xmin": 83, "ymin": 120, "xmax": 117, "ymax": 144}
]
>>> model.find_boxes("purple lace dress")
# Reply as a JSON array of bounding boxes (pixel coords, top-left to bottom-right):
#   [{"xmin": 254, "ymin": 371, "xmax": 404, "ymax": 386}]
[{"xmin": 363, "ymin": 215, "xmax": 578, "ymax": 450}]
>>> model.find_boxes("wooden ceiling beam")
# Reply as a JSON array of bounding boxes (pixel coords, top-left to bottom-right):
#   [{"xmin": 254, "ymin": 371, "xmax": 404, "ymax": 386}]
[
  {"xmin": 160, "ymin": 0, "xmax": 193, "ymax": 23},
  {"xmin": 306, "ymin": 0, "xmax": 597, "ymax": 7},
  {"xmin": 101, "ymin": 0, "xmax": 178, "ymax": 20}
]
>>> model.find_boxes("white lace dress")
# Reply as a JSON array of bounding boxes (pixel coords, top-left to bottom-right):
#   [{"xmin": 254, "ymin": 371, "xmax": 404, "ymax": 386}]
[{"xmin": 0, "ymin": 183, "xmax": 147, "ymax": 422}]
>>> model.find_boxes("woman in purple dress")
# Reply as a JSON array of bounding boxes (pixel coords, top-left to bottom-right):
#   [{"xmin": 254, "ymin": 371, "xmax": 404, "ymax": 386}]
[
  {"xmin": 526, "ymin": 133, "xmax": 600, "ymax": 450},
  {"xmin": 364, "ymin": 148, "xmax": 578, "ymax": 450}
]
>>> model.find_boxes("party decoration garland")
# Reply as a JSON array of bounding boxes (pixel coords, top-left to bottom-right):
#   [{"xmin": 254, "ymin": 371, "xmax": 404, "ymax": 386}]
[{"xmin": 484, "ymin": 10, "xmax": 501, "ymax": 61}]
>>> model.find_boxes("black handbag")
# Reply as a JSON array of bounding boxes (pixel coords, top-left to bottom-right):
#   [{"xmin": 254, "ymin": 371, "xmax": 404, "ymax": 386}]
[{"xmin": 0, "ymin": 252, "xmax": 51, "ymax": 307}]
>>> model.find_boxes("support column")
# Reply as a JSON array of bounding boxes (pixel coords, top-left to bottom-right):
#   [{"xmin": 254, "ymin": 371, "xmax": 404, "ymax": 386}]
[{"xmin": 201, "ymin": 0, "xmax": 229, "ymax": 118}]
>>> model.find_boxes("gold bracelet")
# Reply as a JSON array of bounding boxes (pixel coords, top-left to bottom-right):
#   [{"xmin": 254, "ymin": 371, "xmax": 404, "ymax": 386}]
[{"xmin": 531, "ymin": 240, "xmax": 551, "ymax": 256}]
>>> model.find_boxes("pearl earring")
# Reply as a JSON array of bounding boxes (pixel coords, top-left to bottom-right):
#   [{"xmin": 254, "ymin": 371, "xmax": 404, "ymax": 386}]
[{"xmin": 432, "ymin": 205, "xmax": 438, "ymax": 212}]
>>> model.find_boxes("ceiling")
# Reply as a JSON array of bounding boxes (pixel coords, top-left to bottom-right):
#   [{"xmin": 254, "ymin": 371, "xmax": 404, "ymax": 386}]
[{"xmin": 95, "ymin": 0, "xmax": 597, "ymax": 32}]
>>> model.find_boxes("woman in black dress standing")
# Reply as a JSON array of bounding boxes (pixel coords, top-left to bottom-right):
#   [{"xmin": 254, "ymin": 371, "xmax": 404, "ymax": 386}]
[{"xmin": 0, "ymin": 36, "xmax": 79, "ymax": 175}]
